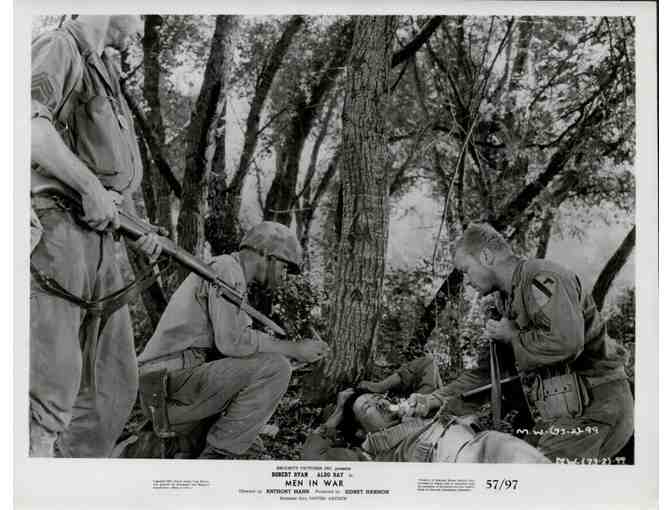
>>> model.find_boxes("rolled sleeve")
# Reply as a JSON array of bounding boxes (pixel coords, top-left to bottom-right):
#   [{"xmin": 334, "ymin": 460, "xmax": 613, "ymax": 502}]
[{"xmin": 31, "ymin": 32, "xmax": 78, "ymax": 124}]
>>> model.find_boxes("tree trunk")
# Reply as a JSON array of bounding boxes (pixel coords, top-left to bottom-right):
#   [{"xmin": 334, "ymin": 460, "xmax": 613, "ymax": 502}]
[
  {"xmin": 175, "ymin": 15, "xmax": 237, "ymax": 284},
  {"xmin": 206, "ymin": 16, "xmax": 303, "ymax": 255},
  {"xmin": 120, "ymin": 41, "xmax": 167, "ymax": 325},
  {"xmin": 509, "ymin": 16, "xmax": 533, "ymax": 93},
  {"xmin": 297, "ymin": 152, "xmax": 340, "ymax": 270},
  {"xmin": 592, "ymin": 226, "xmax": 635, "ymax": 310},
  {"xmin": 264, "ymin": 21, "xmax": 354, "ymax": 226},
  {"xmin": 535, "ymin": 208, "xmax": 555, "ymax": 259},
  {"xmin": 304, "ymin": 16, "xmax": 395, "ymax": 403},
  {"xmin": 142, "ymin": 15, "xmax": 176, "ymax": 239},
  {"xmin": 205, "ymin": 19, "xmax": 242, "ymax": 257},
  {"xmin": 407, "ymin": 269, "xmax": 463, "ymax": 353}
]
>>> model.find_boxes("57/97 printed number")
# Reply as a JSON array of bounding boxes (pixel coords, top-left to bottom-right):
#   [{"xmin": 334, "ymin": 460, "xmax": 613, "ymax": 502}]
[{"xmin": 485, "ymin": 479, "xmax": 518, "ymax": 491}]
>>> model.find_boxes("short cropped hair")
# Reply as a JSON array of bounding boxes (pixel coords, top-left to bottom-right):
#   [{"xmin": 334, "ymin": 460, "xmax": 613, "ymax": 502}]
[
  {"xmin": 337, "ymin": 388, "xmax": 369, "ymax": 446},
  {"xmin": 453, "ymin": 223, "xmax": 513, "ymax": 260}
]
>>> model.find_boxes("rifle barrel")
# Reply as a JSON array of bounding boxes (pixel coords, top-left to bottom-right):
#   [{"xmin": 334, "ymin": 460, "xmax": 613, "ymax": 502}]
[{"xmin": 461, "ymin": 375, "xmax": 520, "ymax": 398}]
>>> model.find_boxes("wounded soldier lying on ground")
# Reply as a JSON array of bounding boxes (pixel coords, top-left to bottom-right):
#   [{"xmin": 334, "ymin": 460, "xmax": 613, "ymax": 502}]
[{"xmin": 301, "ymin": 387, "xmax": 549, "ymax": 463}]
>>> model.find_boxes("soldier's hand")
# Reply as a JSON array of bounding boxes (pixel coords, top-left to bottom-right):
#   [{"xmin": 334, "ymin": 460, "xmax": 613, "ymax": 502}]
[
  {"xmin": 293, "ymin": 339, "xmax": 331, "ymax": 363},
  {"xmin": 484, "ymin": 318, "xmax": 517, "ymax": 344},
  {"xmin": 357, "ymin": 380, "xmax": 384, "ymax": 393},
  {"xmin": 406, "ymin": 393, "xmax": 439, "ymax": 418},
  {"xmin": 82, "ymin": 185, "xmax": 120, "ymax": 231},
  {"xmin": 132, "ymin": 233, "xmax": 163, "ymax": 264}
]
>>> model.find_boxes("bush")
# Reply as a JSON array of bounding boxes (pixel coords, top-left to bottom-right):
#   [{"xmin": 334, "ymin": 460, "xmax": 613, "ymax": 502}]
[{"xmin": 605, "ymin": 287, "xmax": 635, "ymax": 380}]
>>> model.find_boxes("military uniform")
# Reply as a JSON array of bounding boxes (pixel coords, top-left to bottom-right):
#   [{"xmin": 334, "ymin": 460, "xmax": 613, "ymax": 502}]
[
  {"xmin": 30, "ymin": 20, "xmax": 143, "ymax": 457},
  {"xmin": 137, "ymin": 254, "xmax": 292, "ymax": 458},
  {"xmin": 433, "ymin": 258, "xmax": 633, "ymax": 462}
]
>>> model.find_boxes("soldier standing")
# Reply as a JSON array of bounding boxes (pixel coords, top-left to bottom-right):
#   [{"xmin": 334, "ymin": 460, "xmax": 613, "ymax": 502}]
[
  {"xmin": 405, "ymin": 223, "xmax": 633, "ymax": 462},
  {"xmin": 30, "ymin": 15, "xmax": 160, "ymax": 457}
]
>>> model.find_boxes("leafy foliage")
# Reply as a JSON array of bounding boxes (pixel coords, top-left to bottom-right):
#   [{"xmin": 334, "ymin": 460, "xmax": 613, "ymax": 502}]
[
  {"xmin": 271, "ymin": 274, "xmax": 328, "ymax": 342},
  {"xmin": 605, "ymin": 287, "xmax": 635, "ymax": 380}
]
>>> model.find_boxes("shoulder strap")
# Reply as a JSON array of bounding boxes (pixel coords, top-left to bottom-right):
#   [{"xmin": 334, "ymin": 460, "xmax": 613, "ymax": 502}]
[{"xmin": 51, "ymin": 28, "xmax": 85, "ymax": 128}]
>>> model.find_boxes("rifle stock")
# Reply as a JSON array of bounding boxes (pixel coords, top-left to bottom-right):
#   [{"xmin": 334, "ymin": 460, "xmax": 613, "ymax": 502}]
[{"xmin": 31, "ymin": 172, "xmax": 287, "ymax": 338}]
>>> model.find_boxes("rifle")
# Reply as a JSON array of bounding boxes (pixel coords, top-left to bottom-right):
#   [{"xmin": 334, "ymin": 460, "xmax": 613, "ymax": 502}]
[
  {"xmin": 31, "ymin": 172, "xmax": 287, "ymax": 338},
  {"xmin": 460, "ymin": 375, "xmax": 520, "ymax": 399}
]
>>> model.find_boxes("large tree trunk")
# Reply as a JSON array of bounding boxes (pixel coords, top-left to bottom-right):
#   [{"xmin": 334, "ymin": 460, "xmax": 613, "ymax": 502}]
[
  {"xmin": 592, "ymin": 226, "xmax": 635, "ymax": 310},
  {"xmin": 263, "ymin": 21, "xmax": 354, "ymax": 226},
  {"xmin": 175, "ymin": 15, "xmax": 237, "ymax": 284},
  {"xmin": 304, "ymin": 16, "xmax": 395, "ymax": 403},
  {"xmin": 204, "ymin": 19, "xmax": 242, "ymax": 257}
]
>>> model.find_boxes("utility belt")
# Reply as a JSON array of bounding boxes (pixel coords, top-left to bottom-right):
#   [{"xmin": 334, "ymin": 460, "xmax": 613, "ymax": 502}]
[
  {"xmin": 138, "ymin": 348, "xmax": 215, "ymax": 439},
  {"xmin": 521, "ymin": 365, "xmax": 627, "ymax": 422}
]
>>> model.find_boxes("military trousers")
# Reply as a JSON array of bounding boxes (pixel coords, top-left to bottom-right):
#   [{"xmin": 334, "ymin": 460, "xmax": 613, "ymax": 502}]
[
  {"xmin": 535, "ymin": 379, "xmax": 634, "ymax": 462},
  {"xmin": 30, "ymin": 206, "xmax": 138, "ymax": 457},
  {"xmin": 163, "ymin": 352, "xmax": 292, "ymax": 456}
]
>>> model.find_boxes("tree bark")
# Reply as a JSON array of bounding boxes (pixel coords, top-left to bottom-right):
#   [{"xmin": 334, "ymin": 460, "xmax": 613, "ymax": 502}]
[
  {"xmin": 264, "ymin": 21, "xmax": 354, "ymax": 226},
  {"xmin": 297, "ymin": 151, "xmax": 340, "ymax": 270},
  {"xmin": 534, "ymin": 208, "xmax": 555, "ymax": 259},
  {"xmin": 592, "ymin": 226, "xmax": 635, "ymax": 310},
  {"xmin": 407, "ymin": 269, "xmax": 463, "ymax": 353},
  {"xmin": 304, "ymin": 16, "xmax": 395, "ymax": 403},
  {"xmin": 204, "ymin": 19, "xmax": 241, "ymax": 256},
  {"xmin": 120, "ymin": 41, "xmax": 167, "ymax": 326},
  {"xmin": 142, "ymin": 15, "xmax": 176, "ymax": 239},
  {"xmin": 175, "ymin": 15, "xmax": 237, "ymax": 284}
]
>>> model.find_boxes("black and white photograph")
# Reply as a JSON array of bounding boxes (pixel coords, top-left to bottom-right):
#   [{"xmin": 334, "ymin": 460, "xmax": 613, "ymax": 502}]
[{"xmin": 15, "ymin": 2, "xmax": 658, "ymax": 509}]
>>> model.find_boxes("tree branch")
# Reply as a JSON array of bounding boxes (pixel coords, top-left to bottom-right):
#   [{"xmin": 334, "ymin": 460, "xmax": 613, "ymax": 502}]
[
  {"xmin": 391, "ymin": 16, "xmax": 445, "ymax": 68},
  {"xmin": 592, "ymin": 226, "xmax": 635, "ymax": 310},
  {"xmin": 120, "ymin": 83, "xmax": 183, "ymax": 197}
]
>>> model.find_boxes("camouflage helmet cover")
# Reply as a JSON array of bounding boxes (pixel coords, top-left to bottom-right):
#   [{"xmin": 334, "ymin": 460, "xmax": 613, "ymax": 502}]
[{"xmin": 240, "ymin": 221, "xmax": 302, "ymax": 273}]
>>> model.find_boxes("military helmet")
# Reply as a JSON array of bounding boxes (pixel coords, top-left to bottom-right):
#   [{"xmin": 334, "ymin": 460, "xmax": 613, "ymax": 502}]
[{"xmin": 240, "ymin": 221, "xmax": 302, "ymax": 274}]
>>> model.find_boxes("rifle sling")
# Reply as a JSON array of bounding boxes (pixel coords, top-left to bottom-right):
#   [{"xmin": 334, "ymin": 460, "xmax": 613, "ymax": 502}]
[{"xmin": 31, "ymin": 261, "xmax": 160, "ymax": 327}]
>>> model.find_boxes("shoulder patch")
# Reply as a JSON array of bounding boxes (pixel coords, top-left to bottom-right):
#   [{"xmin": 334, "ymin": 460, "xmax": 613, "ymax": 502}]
[{"xmin": 530, "ymin": 274, "xmax": 556, "ymax": 309}]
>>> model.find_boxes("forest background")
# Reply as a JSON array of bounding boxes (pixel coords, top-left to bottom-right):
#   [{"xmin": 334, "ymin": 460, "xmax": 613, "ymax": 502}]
[{"xmin": 32, "ymin": 15, "xmax": 636, "ymax": 459}]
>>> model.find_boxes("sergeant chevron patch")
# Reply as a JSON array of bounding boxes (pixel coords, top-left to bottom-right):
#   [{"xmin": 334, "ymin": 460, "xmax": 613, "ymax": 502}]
[{"xmin": 31, "ymin": 72, "xmax": 55, "ymax": 105}]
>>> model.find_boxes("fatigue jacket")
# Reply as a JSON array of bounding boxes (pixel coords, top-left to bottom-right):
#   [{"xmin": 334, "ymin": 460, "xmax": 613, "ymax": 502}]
[
  {"xmin": 138, "ymin": 254, "xmax": 275, "ymax": 367},
  {"xmin": 433, "ymin": 258, "xmax": 628, "ymax": 405},
  {"xmin": 31, "ymin": 20, "xmax": 142, "ymax": 195}
]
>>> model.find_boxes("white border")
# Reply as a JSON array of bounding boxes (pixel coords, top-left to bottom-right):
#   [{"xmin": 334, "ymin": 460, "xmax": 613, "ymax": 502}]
[{"xmin": 13, "ymin": 2, "xmax": 658, "ymax": 510}]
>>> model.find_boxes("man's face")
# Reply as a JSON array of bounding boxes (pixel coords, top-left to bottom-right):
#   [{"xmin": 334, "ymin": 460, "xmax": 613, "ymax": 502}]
[
  {"xmin": 263, "ymin": 257, "xmax": 289, "ymax": 291},
  {"xmin": 454, "ymin": 248, "xmax": 497, "ymax": 296},
  {"xmin": 107, "ymin": 15, "xmax": 144, "ymax": 52},
  {"xmin": 352, "ymin": 394, "xmax": 400, "ymax": 433}
]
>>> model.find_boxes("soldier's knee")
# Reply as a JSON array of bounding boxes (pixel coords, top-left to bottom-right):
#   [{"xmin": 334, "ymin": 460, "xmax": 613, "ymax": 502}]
[{"xmin": 256, "ymin": 352, "xmax": 292, "ymax": 384}]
